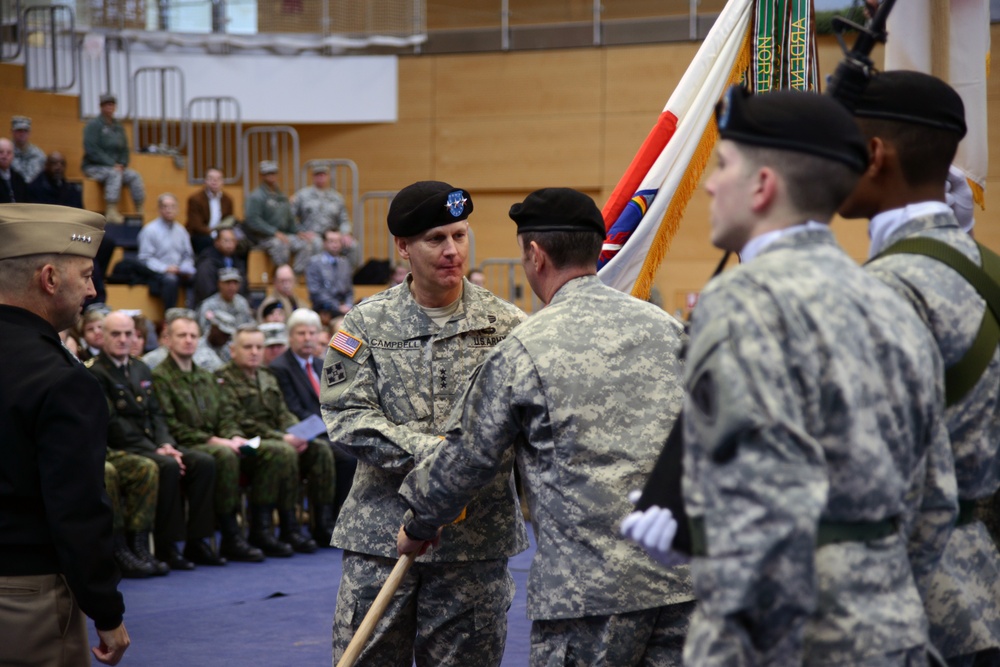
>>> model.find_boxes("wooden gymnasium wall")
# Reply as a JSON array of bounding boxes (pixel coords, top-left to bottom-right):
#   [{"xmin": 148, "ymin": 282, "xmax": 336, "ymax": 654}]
[{"xmin": 3, "ymin": 25, "xmax": 998, "ymax": 313}]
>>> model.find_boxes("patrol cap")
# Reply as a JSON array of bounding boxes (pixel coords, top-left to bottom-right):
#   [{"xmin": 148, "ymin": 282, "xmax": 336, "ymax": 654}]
[
  {"xmin": 715, "ymin": 85, "xmax": 869, "ymax": 173},
  {"xmin": 99, "ymin": 93, "xmax": 116, "ymax": 105},
  {"xmin": 218, "ymin": 267, "xmax": 242, "ymax": 283},
  {"xmin": 312, "ymin": 164, "xmax": 330, "ymax": 175},
  {"xmin": 387, "ymin": 181, "xmax": 473, "ymax": 237},
  {"xmin": 0, "ymin": 204, "xmax": 106, "ymax": 260},
  {"xmin": 11, "ymin": 115, "xmax": 30, "ymax": 131},
  {"xmin": 258, "ymin": 160, "xmax": 279, "ymax": 175},
  {"xmin": 259, "ymin": 321, "xmax": 288, "ymax": 346},
  {"xmin": 852, "ymin": 70, "xmax": 967, "ymax": 138},
  {"xmin": 206, "ymin": 309, "xmax": 236, "ymax": 335},
  {"xmin": 508, "ymin": 188, "xmax": 605, "ymax": 237}
]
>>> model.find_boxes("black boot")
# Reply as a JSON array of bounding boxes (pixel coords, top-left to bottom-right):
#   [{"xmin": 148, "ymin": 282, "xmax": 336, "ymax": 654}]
[
  {"xmin": 218, "ymin": 513, "xmax": 265, "ymax": 563},
  {"xmin": 155, "ymin": 540, "xmax": 195, "ymax": 571},
  {"xmin": 128, "ymin": 531, "xmax": 169, "ymax": 576},
  {"xmin": 114, "ymin": 534, "xmax": 155, "ymax": 578},
  {"xmin": 248, "ymin": 506, "xmax": 293, "ymax": 558},
  {"xmin": 183, "ymin": 538, "xmax": 227, "ymax": 566},
  {"xmin": 311, "ymin": 504, "xmax": 336, "ymax": 548},
  {"xmin": 279, "ymin": 509, "xmax": 317, "ymax": 554}
]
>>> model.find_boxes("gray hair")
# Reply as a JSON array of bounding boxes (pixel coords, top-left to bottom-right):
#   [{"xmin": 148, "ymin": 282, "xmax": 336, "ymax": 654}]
[{"xmin": 287, "ymin": 307, "xmax": 321, "ymax": 332}]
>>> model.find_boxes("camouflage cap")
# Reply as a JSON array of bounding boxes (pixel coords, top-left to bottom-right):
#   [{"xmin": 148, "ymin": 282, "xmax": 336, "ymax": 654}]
[
  {"xmin": 217, "ymin": 267, "xmax": 242, "ymax": 283},
  {"xmin": 206, "ymin": 309, "xmax": 236, "ymax": 335},
  {"xmin": 259, "ymin": 321, "xmax": 288, "ymax": 346},
  {"xmin": 258, "ymin": 160, "xmax": 279, "ymax": 175},
  {"xmin": 0, "ymin": 204, "xmax": 105, "ymax": 260},
  {"xmin": 11, "ymin": 115, "xmax": 30, "ymax": 131},
  {"xmin": 312, "ymin": 164, "xmax": 331, "ymax": 175},
  {"xmin": 99, "ymin": 93, "xmax": 116, "ymax": 105}
]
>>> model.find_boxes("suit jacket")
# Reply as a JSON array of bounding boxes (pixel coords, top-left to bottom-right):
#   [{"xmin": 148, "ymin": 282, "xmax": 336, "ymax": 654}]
[
  {"xmin": 186, "ymin": 188, "xmax": 234, "ymax": 237},
  {"xmin": 0, "ymin": 306, "xmax": 123, "ymax": 630},
  {"xmin": 269, "ymin": 348, "xmax": 322, "ymax": 421},
  {"xmin": 87, "ymin": 352, "xmax": 176, "ymax": 455},
  {"xmin": 0, "ymin": 169, "xmax": 28, "ymax": 203},
  {"xmin": 193, "ymin": 245, "xmax": 249, "ymax": 305}
]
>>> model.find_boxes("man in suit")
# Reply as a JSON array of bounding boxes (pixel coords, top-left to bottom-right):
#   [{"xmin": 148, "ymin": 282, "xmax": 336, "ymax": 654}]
[
  {"xmin": 305, "ymin": 229, "xmax": 354, "ymax": 321},
  {"xmin": 0, "ymin": 138, "xmax": 28, "ymax": 203},
  {"xmin": 0, "ymin": 203, "xmax": 129, "ymax": 665},
  {"xmin": 186, "ymin": 167, "xmax": 234, "ymax": 256},
  {"xmin": 89, "ymin": 310, "xmax": 221, "ymax": 570},
  {"xmin": 27, "ymin": 152, "xmax": 83, "ymax": 208},
  {"xmin": 269, "ymin": 307, "xmax": 356, "ymax": 521},
  {"xmin": 193, "ymin": 226, "xmax": 247, "ymax": 306}
]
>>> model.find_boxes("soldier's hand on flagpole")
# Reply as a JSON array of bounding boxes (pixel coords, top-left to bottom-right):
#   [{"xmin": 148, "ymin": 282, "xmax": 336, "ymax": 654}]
[{"xmin": 397, "ymin": 525, "xmax": 440, "ymax": 557}]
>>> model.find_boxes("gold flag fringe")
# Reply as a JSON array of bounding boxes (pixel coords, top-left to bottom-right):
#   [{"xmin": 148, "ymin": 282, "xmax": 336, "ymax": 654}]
[{"xmin": 630, "ymin": 27, "xmax": 753, "ymax": 300}]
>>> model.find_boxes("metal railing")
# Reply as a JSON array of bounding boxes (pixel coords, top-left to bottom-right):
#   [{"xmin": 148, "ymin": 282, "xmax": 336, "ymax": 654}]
[
  {"xmin": 480, "ymin": 257, "xmax": 541, "ymax": 314},
  {"xmin": 186, "ymin": 95, "xmax": 241, "ymax": 184},
  {"xmin": 23, "ymin": 4, "xmax": 75, "ymax": 91},
  {"xmin": 132, "ymin": 65, "xmax": 185, "ymax": 153},
  {"xmin": 0, "ymin": 0, "xmax": 22, "ymax": 61},
  {"xmin": 78, "ymin": 32, "xmax": 130, "ymax": 118},
  {"xmin": 358, "ymin": 190, "xmax": 397, "ymax": 264},
  {"xmin": 241, "ymin": 125, "xmax": 299, "ymax": 200}
]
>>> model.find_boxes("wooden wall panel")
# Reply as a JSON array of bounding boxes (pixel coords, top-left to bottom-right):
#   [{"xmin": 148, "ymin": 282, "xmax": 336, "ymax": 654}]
[
  {"xmin": 432, "ymin": 49, "xmax": 603, "ymax": 119},
  {"xmin": 298, "ymin": 121, "xmax": 434, "ymax": 191},
  {"xmin": 603, "ymin": 42, "xmax": 699, "ymax": 115},
  {"xmin": 433, "ymin": 115, "xmax": 603, "ymax": 190}
]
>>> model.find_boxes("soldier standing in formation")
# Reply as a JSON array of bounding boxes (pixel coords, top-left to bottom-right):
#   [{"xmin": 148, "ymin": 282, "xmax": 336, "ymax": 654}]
[
  {"xmin": 397, "ymin": 187, "xmax": 696, "ymax": 666},
  {"xmin": 839, "ymin": 70, "xmax": 1000, "ymax": 666},
  {"xmin": 628, "ymin": 88, "xmax": 953, "ymax": 665},
  {"xmin": 322, "ymin": 181, "xmax": 527, "ymax": 666}
]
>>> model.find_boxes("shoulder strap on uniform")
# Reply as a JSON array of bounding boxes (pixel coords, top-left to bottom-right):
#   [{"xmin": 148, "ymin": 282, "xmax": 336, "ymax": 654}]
[{"xmin": 869, "ymin": 238, "xmax": 1000, "ymax": 407}]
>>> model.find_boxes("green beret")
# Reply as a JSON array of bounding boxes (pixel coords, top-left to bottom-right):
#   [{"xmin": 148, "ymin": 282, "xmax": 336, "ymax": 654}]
[
  {"xmin": 387, "ymin": 181, "xmax": 473, "ymax": 237},
  {"xmin": 716, "ymin": 85, "xmax": 869, "ymax": 173},
  {"xmin": 0, "ymin": 204, "xmax": 105, "ymax": 260},
  {"xmin": 508, "ymin": 188, "xmax": 605, "ymax": 236},
  {"xmin": 852, "ymin": 70, "xmax": 966, "ymax": 137}
]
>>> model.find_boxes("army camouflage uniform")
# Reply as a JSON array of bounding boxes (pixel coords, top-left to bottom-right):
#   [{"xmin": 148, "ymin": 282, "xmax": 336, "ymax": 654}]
[
  {"xmin": 197, "ymin": 293, "xmax": 255, "ymax": 334},
  {"xmin": 399, "ymin": 275, "xmax": 696, "ymax": 667},
  {"xmin": 322, "ymin": 279, "xmax": 528, "ymax": 667},
  {"xmin": 12, "ymin": 142, "xmax": 45, "ymax": 183},
  {"xmin": 682, "ymin": 228, "xmax": 953, "ymax": 666},
  {"xmin": 105, "ymin": 451, "xmax": 158, "ymax": 535},
  {"xmin": 142, "ymin": 338, "xmax": 224, "ymax": 372},
  {"xmin": 244, "ymin": 184, "xmax": 309, "ymax": 271},
  {"xmin": 214, "ymin": 362, "xmax": 335, "ymax": 509},
  {"xmin": 291, "ymin": 185, "xmax": 353, "ymax": 271},
  {"xmin": 866, "ymin": 206, "xmax": 1000, "ymax": 663},
  {"xmin": 153, "ymin": 355, "xmax": 299, "ymax": 514}
]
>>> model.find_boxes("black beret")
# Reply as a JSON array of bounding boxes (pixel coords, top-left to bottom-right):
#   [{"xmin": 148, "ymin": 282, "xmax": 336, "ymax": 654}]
[
  {"xmin": 387, "ymin": 181, "xmax": 473, "ymax": 237},
  {"xmin": 852, "ymin": 70, "xmax": 966, "ymax": 138},
  {"xmin": 508, "ymin": 188, "xmax": 605, "ymax": 237},
  {"xmin": 715, "ymin": 85, "xmax": 869, "ymax": 173}
]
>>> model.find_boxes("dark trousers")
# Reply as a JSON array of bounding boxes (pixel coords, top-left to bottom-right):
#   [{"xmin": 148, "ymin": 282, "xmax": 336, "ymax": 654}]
[{"xmin": 141, "ymin": 449, "xmax": 215, "ymax": 543}]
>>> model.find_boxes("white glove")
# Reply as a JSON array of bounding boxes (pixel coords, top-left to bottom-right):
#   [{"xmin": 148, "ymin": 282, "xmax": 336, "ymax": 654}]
[
  {"xmin": 945, "ymin": 165, "xmax": 975, "ymax": 233},
  {"xmin": 620, "ymin": 496, "xmax": 688, "ymax": 567}
]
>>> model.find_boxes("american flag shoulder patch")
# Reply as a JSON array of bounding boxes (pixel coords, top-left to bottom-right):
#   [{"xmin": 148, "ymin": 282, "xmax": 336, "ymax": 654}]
[{"xmin": 330, "ymin": 330, "xmax": 363, "ymax": 358}]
